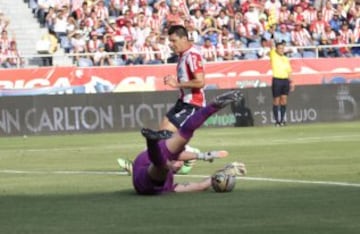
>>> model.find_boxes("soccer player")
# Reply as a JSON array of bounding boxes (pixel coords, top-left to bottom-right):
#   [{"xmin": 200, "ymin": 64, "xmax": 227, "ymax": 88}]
[
  {"xmin": 118, "ymin": 149, "xmax": 229, "ymax": 176},
  {"xmin": 162, "ymin": 25, "xmax": 206, "ymax": 132},
  {"xmin": 269, "ymin": 40, "xmax": 294, "ymax": 127},
  {"xmin": 118, "ymin": 25, "xmax": 206, "ymax": 174},
  {"xmin": 132, "ymin": 90, "xmax": 247, "ymax": 195}
]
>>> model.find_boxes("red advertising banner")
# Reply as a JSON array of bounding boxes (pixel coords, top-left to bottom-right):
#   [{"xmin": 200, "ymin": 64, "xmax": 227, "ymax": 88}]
[{"xmin": 0, "ymin": 58, "xmax": 359, "ymax": 96}]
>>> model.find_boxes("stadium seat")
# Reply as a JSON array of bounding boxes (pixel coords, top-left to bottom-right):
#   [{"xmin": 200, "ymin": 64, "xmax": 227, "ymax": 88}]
[
  {"xmin": 243, "ymin": 52, "xmax": 258, "ymax": 60},
  {"xmin": 302, "ymin": 51, "xmax": 316, "ymax": 58},
  {"xmin": 248, "ymin": 41, "xmax": 261, "ymax": 48}
]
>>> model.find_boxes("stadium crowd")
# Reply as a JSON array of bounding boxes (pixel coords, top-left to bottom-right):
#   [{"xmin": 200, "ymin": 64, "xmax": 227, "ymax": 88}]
[
  {"xmin": 0, "ymin": 10, "xmax": 23, "ymax": 68},
  {"xmin": 16, "ymin": 0, "xmax": 360, "ymax": 66}
]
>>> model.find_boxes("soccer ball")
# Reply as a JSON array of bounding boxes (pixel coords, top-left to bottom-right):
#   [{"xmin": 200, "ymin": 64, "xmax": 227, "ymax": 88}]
[{"xmin": 211, "ymin": 171, "xmax": 236, "ymax": 193}]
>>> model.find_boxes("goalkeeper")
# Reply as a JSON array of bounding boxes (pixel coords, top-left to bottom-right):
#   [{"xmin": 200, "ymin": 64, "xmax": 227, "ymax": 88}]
[{"xmin": 131, "ymin": 90, "xmax": 247, "ymax": 195}]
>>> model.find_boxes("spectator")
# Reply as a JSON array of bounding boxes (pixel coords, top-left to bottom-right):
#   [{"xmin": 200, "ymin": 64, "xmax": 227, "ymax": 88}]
[
  {"xmin": 201, "ymin": 27, "xmax": 221, "ymax": 46},
  {"xmin": 219, "ymin": 25, "xmax": 235, "ymax": 42},
  {"xmin": 303, "ymin": 4, "xmax": 317, "ymax": 26},
  {"xmin": 237, "ymin": 17, "xmax": 261, "ymax": 46},
  {"xmin": 322, "ymin": 0, "xmax": 335, "ymax": 23},
  {"xmin": 165, "ymin": 1, "xmax": 183, "ymax": 28},
  {"xmin": 53, "ymin": 8, "xmax": 68, "ymax": 41},
  {"xmin": 216, "ymin": 9, "xmax": 230, "ymax": 29},
  {"xmin": 108, "ymin": 0, "xmax": 123, "ymax": 17},
  {"xmin": 37, "ymin": 0, "xmax": 52, "ymax": 27},
  {"xmin": 339, "ymin": 22, "xmax": 355, "ymax": 45},
  {"xmin": 95, "ymin": 0, "xmax": 109, "ymax": 22},
  {"xmin": 318, "ymin": 36, "xmax": 340, "ymax": 58},
  {"xmin": 244, "ymin": 3, "xmax": 260, "ymax": 25},
  {"xmin": 93, "ymin": 43, "xmax": 113, "ymax": 66},
  {"xmin": 204, "ymin": 0, "xmax": 222, "ymax": 17},
  {"xmin": 290, "ymin": 20, "xmax": 313, "ymax": 49},
  {"xmin": 2, "ymin": 41, "xmax": 24, "ymax": 68},
  {"xmin": 331, "ymin": 31, "xmax": 351, "ymax": 57},
  {"xmin": 45, "ymin": 7, "xmax": 57, "ymax": 30},
  {"xmin": 184, "ymin": 19, "xmax": 201, "ymax": 45},
  {"xmin": 38, "ymin": 28, "xmax": 58, "ymax": 67},
  {"xmin": 329, "ymin": 11, "xmax": 344, "ymax": 32},
  {"xmin": 156, "ymin": 35, "xmax": 172, "ymax": 63},
  {"xmin": 122, "ymin": 38, "xmax": 142, "ymax": 65},
  {"xmin": 278, "ymin": 4, "xmax": 291, "ymax": 25},
  {"xmin": 0, "ymin": 11, "xmax": 10, "ymax": 32},
  {"xmin": 134, "ymin": 14, "xmax": 151, "ymax": 48},
  {"xmin": 232, "ymin": 39, "xmax": 244, "ymax": 60},
  {"xmin": 120, "ymin": 19, "xmax": 136, "ymax": 41},
  {"xmin": 190, "ymin": 9, "xmax": 205, "ymax": 31},
  {"xmin": 257, "ymin": 37, "xmax": 271, "ymax": 59},
  {"xmin": 309, "ymin": 11, "xmax": 329, "ymax": 43},
  {"xmin": 201, "ymin": 37, "xmax": 217, "ymax": 62},
  {"xmin": 352, "ymin": 24, "xmax": 360, "ymax": 56},
  {"xmin": 321, "ymin": 24, "xmax": 336, "ymax": 42},
  {"xmin": 0, "ymin": 30, "xmax": 15, "ymax": 51},
  {"xmin": 274, "ymin": 24, "xmax": 292, "ymax": 46},
  {"xmin": 138, "ymin": 36, "xmax": 162, "ymax": 65},
  {"xmin": 216, "ymin": 37, "xmax": 235, "ymax": 61}
]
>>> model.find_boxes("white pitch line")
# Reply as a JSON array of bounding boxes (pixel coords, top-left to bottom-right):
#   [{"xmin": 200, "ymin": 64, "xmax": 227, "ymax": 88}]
[
  {"xmin": 1, "ymin": 134, "xmax": 359, "ymax": 154},
  {"xmin": 1, "ymin": 169, "xmax": 360, "ymax": 188},
  {"xmin": 178, "ymin": 174, "xmax": 360, "ymax": 188}
]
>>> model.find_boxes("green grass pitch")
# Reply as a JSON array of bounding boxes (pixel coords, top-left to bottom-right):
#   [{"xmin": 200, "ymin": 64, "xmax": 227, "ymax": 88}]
[{"xmin": 1, "ymin": 122, "xmax": 360, "ymax": 234}]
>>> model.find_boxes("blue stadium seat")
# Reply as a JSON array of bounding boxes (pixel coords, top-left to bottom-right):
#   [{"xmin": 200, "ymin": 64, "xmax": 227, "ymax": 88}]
[
  {"xmin": 243, "ymin": 52, "xmax": 258, "ymax": 60},
  {"xmin": 248, "ymin": 41, "xmax": 261, "ymax": 48},
  {"xmin": 302, "ymin": 51, "xmax": 316, "ymax": 58}
]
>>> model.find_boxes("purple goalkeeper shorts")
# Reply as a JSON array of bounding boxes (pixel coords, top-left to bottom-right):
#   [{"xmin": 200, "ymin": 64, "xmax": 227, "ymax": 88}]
[{"xmin": 132, "ymin": 150, "xmax": 176, "ymax": 195}]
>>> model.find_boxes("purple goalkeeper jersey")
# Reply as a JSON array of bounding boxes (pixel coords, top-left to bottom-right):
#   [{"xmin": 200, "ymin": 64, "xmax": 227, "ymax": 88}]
[{"xmin": 132, "ymin": 150, "xmax": 176, "ymax": 195}]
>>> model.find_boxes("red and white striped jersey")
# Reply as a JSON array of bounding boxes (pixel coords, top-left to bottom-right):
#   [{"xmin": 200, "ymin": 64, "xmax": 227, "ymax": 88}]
[
  {"xmin": 321, "ymin": 30, "xmax": 336, "ymax": 41},
  {"xmin": 283, "ymin": 0, "xmax": 300, "ymax": 6},
  {"xmin": 339, "ymin": 28, "xmax": 354, "ymax": 44},
  {"xmin": 303, "ymin": 8, "xmax": 317, "ymax": 25},
  {"xmin": 291, "ymin": 28, "xmax": 312, "ymax": 46},
  {"xmin": 95, "ymin": 6, "xmax": 109, "ymax": 21},
  {"xmin": 322, "ymin": 6, "xmax": 335, "ymax": 22},
  {"xmin": 354, "ymin": 27, "xmax": 360, "ymax": 42},
  {"xmin": 310, "ymin": 20, "xmax": 328, "ymax": 34},
  {"xmin": 201, "ymin": 44, "xmax": 216, "ymax": 61},
  {"xmin": 147, "ymin": 16, "xmax": 161, "ymax": 32},
  {"xmin": 278, "ymin": 9, "xmax": 291, "ymax": 23},
  {"xmin": 177, "ymin": 46, "xmax": 206, "ymax": 107}
]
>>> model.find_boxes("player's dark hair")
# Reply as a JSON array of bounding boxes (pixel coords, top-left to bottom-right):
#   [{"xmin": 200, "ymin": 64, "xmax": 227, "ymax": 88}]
[{"xmin": 168, "ymin": 25, "xmax": 189, "ymax": 39}]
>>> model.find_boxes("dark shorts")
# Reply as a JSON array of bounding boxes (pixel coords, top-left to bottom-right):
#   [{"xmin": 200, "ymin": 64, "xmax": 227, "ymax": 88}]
[
  {"xmin": 272, "ymin": 78, "xmax": 290, "ymax": 98},
  {"xmin": 166, "ymin": 99, "xmax": 201, "ymax": 128}
]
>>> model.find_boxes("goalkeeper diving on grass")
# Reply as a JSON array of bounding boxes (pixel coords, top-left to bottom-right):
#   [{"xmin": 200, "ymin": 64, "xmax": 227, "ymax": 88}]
[{"xmin": 130, "ymin": 90, "xmax": 247, "ymax": 195}]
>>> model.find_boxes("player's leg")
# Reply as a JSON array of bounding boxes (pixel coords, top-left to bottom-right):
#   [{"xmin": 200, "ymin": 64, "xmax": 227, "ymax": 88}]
[
  {"xmin": 143, "ymin": 90, "xmax": 243, "ymax": 181},
  {"xmin": 161, "ymin": 101, "xmax": 201, "ymax": 173},
  {"xmin": 159, "ymin": 115, "xmax": 178, "ymax": 133},
  {"xmin": 117, "ymin": 158, "xmax": 133, "ymax": 175},
  {"xmin": 165, "ymin": 90, "xmax": 243, "ymax": 154}
]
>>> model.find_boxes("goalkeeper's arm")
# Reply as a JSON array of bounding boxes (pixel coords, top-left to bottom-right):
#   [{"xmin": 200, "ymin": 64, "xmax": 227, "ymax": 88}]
[{"xmin": 174, "ymin": 178, "xmax": 211, "ymax": 193}]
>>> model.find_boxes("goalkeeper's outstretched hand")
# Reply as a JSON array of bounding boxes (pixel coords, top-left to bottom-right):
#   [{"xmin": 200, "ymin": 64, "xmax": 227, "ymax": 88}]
[{"xmin": 220, "ymin": 161, "xmax": 247, "ymax": 176}]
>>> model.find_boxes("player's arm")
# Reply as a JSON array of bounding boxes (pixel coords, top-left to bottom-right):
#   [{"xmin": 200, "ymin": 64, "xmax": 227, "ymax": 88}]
[
  {"xmin": 177, "ymin": 72, "xmax": 205, "ymax": 89},
  {"xmin": 164, "ymin": 71, "xmax": 205, "ymax": 89},
  {"xmin": 174, "ymin": 178, "xmax": 211, "ymax": 193}
]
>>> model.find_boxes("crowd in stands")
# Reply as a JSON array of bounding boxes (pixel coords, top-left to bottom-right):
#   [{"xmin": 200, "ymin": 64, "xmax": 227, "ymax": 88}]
[
  {"xmin": 0, "ymin": 10, "xmax": 23, "ymax": 68},
  {"xmin": 22, "ymin": 0, "xmax": 360, "ymax": 67}
]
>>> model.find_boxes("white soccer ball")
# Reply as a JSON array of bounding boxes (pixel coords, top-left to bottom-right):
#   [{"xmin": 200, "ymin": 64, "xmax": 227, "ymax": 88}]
[{"xmin": 211, "ymin": 171, "xmax": 236, "ymax": 193}]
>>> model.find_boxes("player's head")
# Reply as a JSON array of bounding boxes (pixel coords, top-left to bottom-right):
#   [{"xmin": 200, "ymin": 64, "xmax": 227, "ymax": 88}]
[{"xmin": 168, "ymin": 25, "xmax": 190, "ymax": 54}]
